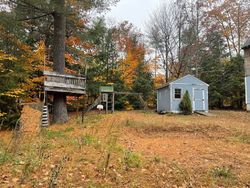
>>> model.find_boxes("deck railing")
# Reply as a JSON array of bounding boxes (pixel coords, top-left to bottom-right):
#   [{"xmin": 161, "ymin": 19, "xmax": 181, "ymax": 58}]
[{"xmin": 44, "ymin": 71, "xmax": 86, "ymax": 94}]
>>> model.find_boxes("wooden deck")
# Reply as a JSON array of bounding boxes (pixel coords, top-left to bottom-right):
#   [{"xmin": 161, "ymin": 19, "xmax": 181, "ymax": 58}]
[{"xmin": 44, "ymin": 71, "xmax": 86, "ymax": 95}]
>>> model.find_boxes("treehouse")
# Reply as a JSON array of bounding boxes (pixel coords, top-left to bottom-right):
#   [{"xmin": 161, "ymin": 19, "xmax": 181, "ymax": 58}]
[
  {"xmin": 43, "ymin": 71, "xmax": 86, "ymax": 95},
  {"xmin": 41, "ymin": 71, "xmax": 86, "ymax": 127}
]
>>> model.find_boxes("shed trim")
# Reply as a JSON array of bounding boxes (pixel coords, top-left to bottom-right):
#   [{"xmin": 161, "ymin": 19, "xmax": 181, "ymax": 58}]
[
  {"xmin": 242, "ymin": 38, "xmax": 250, "ymax": 49},
  {"xmin": 156, "ymin": 74, "xmax": 209, "ymax": 90},
  {"xmin": 157, "ymin": 92, "xmax": 159, "ymax": 111},
  {"xmin": 171, "ymin": 83, "xmax": 208, "ymax": 86},
  {"xmin": 170, "ymin": 74, "xmax": 209, "ymax": 86},
  {"xmin": 245, "ymin": 77, "xmax": 248, "ymax": 104},
  {"xmin": 170, "ymin": 83, "xmax": 172, "ymax": 111}
]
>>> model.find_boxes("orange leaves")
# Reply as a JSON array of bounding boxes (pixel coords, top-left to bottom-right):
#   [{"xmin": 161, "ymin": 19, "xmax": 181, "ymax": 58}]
[
  {"xmin": 67, "ymin": 36, "xmax": 81, "ymax": 46},
  {"xmin": 119, "ymin": 39, "xmax": 146, "ymax": 88}
]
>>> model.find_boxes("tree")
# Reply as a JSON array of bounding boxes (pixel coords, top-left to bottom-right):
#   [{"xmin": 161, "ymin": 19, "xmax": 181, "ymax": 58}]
[
  {"xmin": 179, "ymin": 91, "xmax": 192, "ymax": 115},
  {"xmin": 223, "ymin": 55, "xmax": 244, "ymax": 109},
  {"xmin": 200, "ymin": 31, "xmax": 226, "ymax": 108},
  {"xmin": 132, "ymin": 61, "xmax": 153, "ymax": 109},
  {"xmin": 203, "ymin": 0, "xmax": 250, "ymax": 56},
  {"xmin": 2, "ymin": 0, "xmax": 118, "ymax": 124},
  {"xmin": 146, "ymin": 2, "xmax": 175, "ymax": 82},
  {"xmin": 146, "ymin": 0, "xmax": 203, "ymax": 81}
]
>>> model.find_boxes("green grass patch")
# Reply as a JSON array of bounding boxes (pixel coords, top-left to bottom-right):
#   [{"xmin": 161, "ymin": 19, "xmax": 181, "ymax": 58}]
[
  {"xmin": 82, "ymin": 114, "xmax": 104, "ymax": 125},
  {"xmin": 64, "ymin": 127, "xmax": 75, "ymax": 132},
  {"xmin": 41, "ymin": 129, "xmax": 66, "ymax": 139},
  {"xmin": 229, "ymin": 133, "xmax": 250, "ymax": 144},
  {"xmin": 81, "ymin": 134, "xmax": 96, "ymax": 146},
  {"xmin": 0, "ymin": 151, "xmax": 13, "ymax": 164},
  {"xmin": 210, "ymin": 166, "xmax": 235, "ymax": 179},
  {"xmin": 41, "ymin": 127, "xmax": 75, "ymax": 139},
  {"xmin": 123, "ymin": 150, "xmax": 141, "ymax": 168}
]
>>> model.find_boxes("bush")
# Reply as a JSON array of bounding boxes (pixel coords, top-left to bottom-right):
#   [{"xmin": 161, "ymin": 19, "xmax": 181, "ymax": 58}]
[{"xmin": 179, "ymin": 91, "xmax": 192, "ymax": 115}]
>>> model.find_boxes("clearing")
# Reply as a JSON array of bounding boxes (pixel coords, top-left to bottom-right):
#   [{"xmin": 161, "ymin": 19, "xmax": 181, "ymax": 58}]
[{"xmin": 0, "ymin": 110, "xmax": 250, "ymax": 187}]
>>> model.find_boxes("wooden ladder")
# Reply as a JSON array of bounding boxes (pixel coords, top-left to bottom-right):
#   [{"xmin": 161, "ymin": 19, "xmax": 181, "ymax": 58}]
[
  {"xmin": 85, "ymin": 95, "xmax": 102, "ymax": 113},
  {"xmin": 41, "ymin": 105, "xmax": 49, "ymax": 127}
]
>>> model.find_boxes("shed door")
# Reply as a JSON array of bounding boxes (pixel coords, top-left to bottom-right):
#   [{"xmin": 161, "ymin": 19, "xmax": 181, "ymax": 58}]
[{"xmin": 193, "ymin": 89, "xmax": 205, "ymax": 111}]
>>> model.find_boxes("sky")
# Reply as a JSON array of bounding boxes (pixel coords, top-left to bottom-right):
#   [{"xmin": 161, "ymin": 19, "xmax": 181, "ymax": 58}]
[{"xmin": 105, "ymin": 0, "xmax": 164, "ymax": 33}]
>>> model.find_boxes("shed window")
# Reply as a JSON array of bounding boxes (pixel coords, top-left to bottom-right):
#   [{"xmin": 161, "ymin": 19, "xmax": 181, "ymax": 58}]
[{"xmin": 174, "ymin": 88, "xmax": 181, "ymax": 99}]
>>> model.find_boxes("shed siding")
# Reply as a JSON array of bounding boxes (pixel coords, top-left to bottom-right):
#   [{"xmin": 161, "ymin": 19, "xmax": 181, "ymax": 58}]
[
  {"xmin": 172, "ymin": 75, "xmax": 208, "ymax": 86},
  {"xmin": 171, "ymin": 84, "xmax": 208, "ymax": 112},
  {"xmin": 245, "ymin": 76, "xmax": 250, "ymax": 111},
  {"xmin": 157, "ymin": 87, "xmax": 170, "ymax": 112}
]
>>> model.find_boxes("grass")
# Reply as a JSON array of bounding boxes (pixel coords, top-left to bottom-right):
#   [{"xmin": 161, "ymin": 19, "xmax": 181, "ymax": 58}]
[
  {"xmin": 229, "ymin": 133, "xmax": 250, "ymax": 144},
  {"xmin": 41, "ymin": 129, "xmax": 66, "ymax": 139},
  {"xmin": 210, "ymin": 166, "xmax": 234, "ymax": 179},
  {"xmin": 169, "ymin": 161, "xmax": 190, "ymax": 182},
  {"xmin": 123, "ymin": 150, "xmax": 142, "ymax": 168},
  {"xmin": 0, "ymin": 151, "xmax": 13, "ymax": 164},
  {"xmin": 209, "ymin": 166, "xmax": 237, "ymax": 186},
  {"xmin": 80, "ymin": 134, "xmax": 97, "ymax": 146},
  {"xmin": 152, "ymin": 155, "xmax": 162, "ymax": 163},
  {"xmin": 41, "ymin": 127, "xmax": 75, "ymax": 139},
  {"xmin": 0, "ymin": 110, "xmax": 250, "ymax": 187}
]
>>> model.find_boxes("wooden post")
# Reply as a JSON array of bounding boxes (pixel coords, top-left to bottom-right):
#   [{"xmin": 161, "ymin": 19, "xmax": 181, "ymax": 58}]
[
  {"xmin": 76, "ymin": 96, "xmax": 79, "ymax": 118},
  {"xmin": 112, "ymin": 92, "xmax": 115, "ymax": 113},
  {"xmin": 106, "ymin": 93, "xmax": 108, "ymax": 114},
  {"xmin": 44, "ymin": 91, "xmax": 48, "ymax": 105}
]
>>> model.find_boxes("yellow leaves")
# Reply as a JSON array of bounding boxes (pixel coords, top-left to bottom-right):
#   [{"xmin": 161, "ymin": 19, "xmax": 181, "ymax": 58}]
[
  {"xmin": 34, "ymin": 41, "xmax": 46, "ymax": 62},
  {"xmin": 0, "ymin": 112, "xmax": 7, "ymax": 118},
  {"xmin": 93, "ymin": 75, "xmax": 105, "ymax": 82},
  {"xmin": 0, "ymin": 88, "xmax": 25, "ymax": 98},
  {"xmin": 0, "ymin": 51, "xmax": 17, "ymax": 61},
  {"xmin": 24, "ymin": 40, "xmax": 47, "ymax": 70}
]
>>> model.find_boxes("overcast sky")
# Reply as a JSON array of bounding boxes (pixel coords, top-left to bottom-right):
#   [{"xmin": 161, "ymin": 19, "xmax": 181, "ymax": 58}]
[{"xmin": 105, "ymin": 0, "xmax": 165, "ymax": 32}]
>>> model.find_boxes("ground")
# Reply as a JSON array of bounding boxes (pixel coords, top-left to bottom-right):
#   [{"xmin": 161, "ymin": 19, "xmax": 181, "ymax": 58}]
[{"xmin": 0, "ymin": 110, "xmax": 250, "ymax": 187}]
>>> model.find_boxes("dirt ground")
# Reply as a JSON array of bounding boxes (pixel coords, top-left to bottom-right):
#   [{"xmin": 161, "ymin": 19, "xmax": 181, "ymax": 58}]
[{"xmin": 0, "ymin": 110, "xmax": 249, "ymax": 187}]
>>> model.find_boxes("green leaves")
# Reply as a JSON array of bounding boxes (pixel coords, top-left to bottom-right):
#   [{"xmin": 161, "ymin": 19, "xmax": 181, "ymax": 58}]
[{"xmin": 179, "ymin": 91, "xmax": 192, "ymax": 115}]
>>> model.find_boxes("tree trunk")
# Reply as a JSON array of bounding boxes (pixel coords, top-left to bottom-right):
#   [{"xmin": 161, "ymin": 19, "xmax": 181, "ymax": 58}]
[{"xmin": 52, "ymin": 0, "xmax": 68, "ymax": 124}]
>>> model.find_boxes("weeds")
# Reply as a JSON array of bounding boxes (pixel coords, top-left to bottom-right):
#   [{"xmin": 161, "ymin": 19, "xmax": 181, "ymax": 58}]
[
  {"xmin": 64, "ymin": 127, "xmax": 74, "ymax": 132},
  {"xmin": 169, "ymin": 161, "xmax": 191, "ymax": 183},
  {"xmin": 208, "ymin": 166, "xmax": 237, "ymax": 186},
  {"xmin": 20, "ymin": 160, "xmax": 32, "ymax": 184},
  {"xmin": 7, "ymin": 120, "xmax": 22, "ymax": 153},
  {"xmin": 81, "ymin": 134, "xmax": 96, "ymax": 146},
  {"xmin": 48, "ymin": 155, "xmax": 70, "ymax": 188},
  {"xmin": 229, "ymin": 133, "xmax": 250, "ymax": 144},
  {"xmin": 0, "ymin": 151, "xmax": 13, "ymax": 164},
  {"xmin": 123, "ymin": 150, "xmax": 141, "ymax": 169},
  {"xmin": 19, "ymin": 156, "xmax": 39, "ymax": 184},
  {"xmin": 152, "ymin": 155, "xmax": 162, "ymax": 163},
  {"xmin": 210, "ymin": 166, "xmax": 234, "ymax": 179}
]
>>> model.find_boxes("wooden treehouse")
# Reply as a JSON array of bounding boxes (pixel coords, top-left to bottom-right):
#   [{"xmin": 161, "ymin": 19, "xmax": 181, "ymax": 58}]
[
  {"xmin": 44, "ymin": 71, "xmax": 86, "ymax": 95},
  {"xmin": 42, "ymin": 71, "xmax": 86, "ymax": 127}
]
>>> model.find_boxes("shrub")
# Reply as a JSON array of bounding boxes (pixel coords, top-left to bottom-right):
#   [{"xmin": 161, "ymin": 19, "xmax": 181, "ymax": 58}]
[{"xmin": 179, "ymin": 91, "xmax": 192, "ymax": 115}]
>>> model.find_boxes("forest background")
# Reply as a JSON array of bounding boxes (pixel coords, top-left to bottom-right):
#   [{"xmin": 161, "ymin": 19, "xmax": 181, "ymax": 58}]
[{"xmin": 0, "ymin": 0, "xmax": 249, "ymax": 128}]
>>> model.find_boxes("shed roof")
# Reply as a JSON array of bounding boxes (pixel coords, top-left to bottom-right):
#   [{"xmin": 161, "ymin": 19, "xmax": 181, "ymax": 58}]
[
  {"xmin": 156, "ymin": 74, "xmax": 209, "ymax": 90},
  {"xmin": 242, "ymin": 38, "xmax": 250, "ymax": 49}
]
